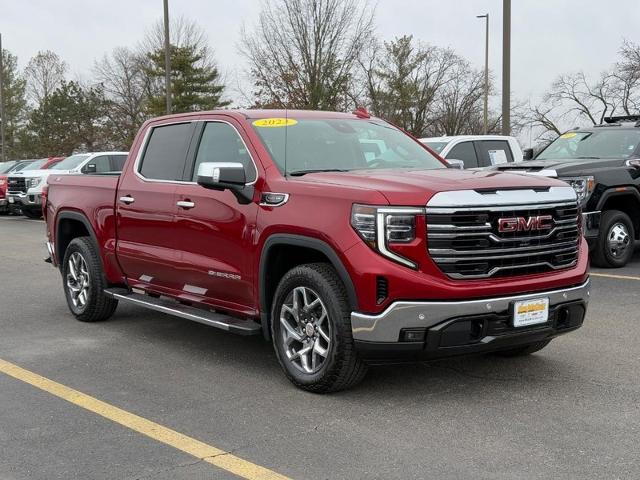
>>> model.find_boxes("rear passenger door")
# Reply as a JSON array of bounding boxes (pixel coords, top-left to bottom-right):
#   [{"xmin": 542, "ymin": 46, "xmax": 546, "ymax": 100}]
[
  {"xmin": 445, "ymin": 141, "xmax": 479, "ymax": 168},
  {"xmin": 116, "ymin": 121, "xmax": 196, "ymax": 293},
  {"xmin": 474, "ymin": 140, "xmax": 514, "ymax": 167}
]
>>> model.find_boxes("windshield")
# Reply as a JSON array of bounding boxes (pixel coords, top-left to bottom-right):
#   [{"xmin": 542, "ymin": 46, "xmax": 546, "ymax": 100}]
[
  {"xmin": 423, "ymin": 141, "xmax": 448, "ymax": 153},
  {"xmin": 251, "ymin": 117, "xmax": 445, "ymax": 175},
  {"xmin": 537, "ymin": 130, "xmax": 640, "ymax": 160},
  {"xmin": 51, "ymin": 154, "xmax": 90, "ymax": 170},
  {"xmin": 23, "ymin": 158, "xmax": 48, "ymax": 170},
  {"xmin": 0, "ymin": 162, "xmax": 16, "ymax": 174},
  {"xmin": 12, "ymin": 160, "xmax": 38, "ymax": 172}
]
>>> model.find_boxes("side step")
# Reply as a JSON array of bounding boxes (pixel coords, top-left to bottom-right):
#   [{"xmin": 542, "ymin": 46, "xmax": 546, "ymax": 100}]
[{"xmin": 104, "ymin": 288, "xmax": 261, "ymax": 336}]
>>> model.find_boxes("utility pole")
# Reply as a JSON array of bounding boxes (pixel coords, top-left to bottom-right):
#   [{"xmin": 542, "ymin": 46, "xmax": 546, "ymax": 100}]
[
  {"xmin": 163, "ymin": 0, "xmax": 172, "ymax": 114},
  {"xmin": 477, "ymin": 13, "xmax": 489, "ymax": 135},
  {"xmin": 0, "ymin": 33, "xmax": 5, "ymax": 162},
  {"xmin": 501, "ymin": 0, "xmax": 511, "ymax": 135}
]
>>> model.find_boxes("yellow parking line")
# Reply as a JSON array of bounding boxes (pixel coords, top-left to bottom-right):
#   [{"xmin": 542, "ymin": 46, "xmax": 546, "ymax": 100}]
[
  {"xmin": 0, "ymin": 358, "xmax": 290, "ymax": 480},
  {"xmin": 591, "ymin": 272, "xmax": 640, "ymax": 281}
]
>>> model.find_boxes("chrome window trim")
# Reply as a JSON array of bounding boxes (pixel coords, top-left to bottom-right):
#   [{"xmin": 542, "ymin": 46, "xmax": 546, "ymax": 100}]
[{"xmin": 133, "ymin": 119, "xmax": 260, "ymax": 186}]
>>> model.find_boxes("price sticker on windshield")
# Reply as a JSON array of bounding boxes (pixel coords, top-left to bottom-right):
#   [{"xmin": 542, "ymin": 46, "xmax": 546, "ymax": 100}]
[
  {"xmin": 560, "ymin": 132, "xmax": 577, "ymax": 139},
  {"xmin": 253, "ymin": 118, "xmax": 298, "ymax": 128}
]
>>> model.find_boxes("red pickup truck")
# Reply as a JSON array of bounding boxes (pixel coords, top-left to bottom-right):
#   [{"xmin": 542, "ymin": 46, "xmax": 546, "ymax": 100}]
[{"xmin": 44, "ymin": 109, "xmax": 591, "ymax": 392}]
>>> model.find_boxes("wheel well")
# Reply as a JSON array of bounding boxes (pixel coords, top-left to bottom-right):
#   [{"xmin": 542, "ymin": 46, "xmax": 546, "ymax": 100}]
[
  {"xmin": 601, "ymin": 194, "xmax": 640, "ymax": 239},
  {"xmin": 262, "ymin": 244, "xmax": 331, "ymax": 318},
  {"xmin": 57, "ymin": 218, "xmax": 90, "ymax": 266}
]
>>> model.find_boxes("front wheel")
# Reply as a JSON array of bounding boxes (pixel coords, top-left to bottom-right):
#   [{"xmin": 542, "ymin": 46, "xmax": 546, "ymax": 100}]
[
  {"xmin": 271, "ymin": 263, "xmax": 367, "ymax": 393},
  {"xmin": 62, "ymin": 237, "xmax": 118, "ymax": 322},
  {"xmin": 592, "ymin": 210, "xmax": 635, "ymax": 268}
]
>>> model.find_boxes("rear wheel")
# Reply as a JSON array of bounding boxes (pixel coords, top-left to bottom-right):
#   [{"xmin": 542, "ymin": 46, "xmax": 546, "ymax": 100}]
[
  {"xmin": 271, "ymin": 263, "xmax": 367, "ymax": 393},
  {"xmin": 62, "ymin": 237, "xmax": 118, "ymax": 322},
  {"xmin": 492, "ymin": 339, "xmax": 551, "ymax": 357},
  {"xmin": 592, "ymin": 210, "xmax": 635, "ymax": 268}
]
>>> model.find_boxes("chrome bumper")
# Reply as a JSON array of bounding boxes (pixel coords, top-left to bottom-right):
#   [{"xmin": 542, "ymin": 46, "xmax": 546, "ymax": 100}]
[
  {"xmin": 351, "ymin": 279, "xmax": 591, "ymax": 343},
  {"xmin": 7, "ymin": 192, "xmax": 42, "ymax": 206}
]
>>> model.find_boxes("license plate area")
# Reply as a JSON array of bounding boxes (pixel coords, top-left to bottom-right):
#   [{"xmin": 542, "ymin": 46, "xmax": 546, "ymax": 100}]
[{"xmin": 512, "ymin": 297, "xmax": 549, "ymax": 328}]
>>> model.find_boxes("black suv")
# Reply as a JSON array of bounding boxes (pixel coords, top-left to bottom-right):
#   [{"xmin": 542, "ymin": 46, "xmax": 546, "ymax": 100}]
[{"xmin": 493, "ymin": 115, "xmax": 640, "ymax": 268}]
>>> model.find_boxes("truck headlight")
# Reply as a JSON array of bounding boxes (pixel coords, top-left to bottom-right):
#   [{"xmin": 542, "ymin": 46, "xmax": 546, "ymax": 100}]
[
  {"xmin": 351, "ymin": 204, "xmax": 422, "ymax": 268},
  {"xmin": 28, "ymin": 177, "xmax": 42, "ymax": 188},
  {"xmin": 559, "ymin": 176, "xmax": 595, "ymax": 205}
]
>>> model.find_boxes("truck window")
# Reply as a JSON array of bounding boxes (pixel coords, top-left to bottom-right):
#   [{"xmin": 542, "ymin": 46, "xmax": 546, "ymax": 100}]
[
  {"xmin": 446, "ymin": 142, "xmax": 479, "ymax": 168},
  {"xmin": 110, "ymin": 155, "xmax": 127, "ymax": 172},
  {"xmin": 190, "ymin": 122, "xmax": 257, "ymax": 182},
  {"xmin": 85, "ymin": 155, "xmax": 111, "ymax": 173},
  {"xmin": 475, "ymin": 140, "xmax": 514, "ymax": 167},
  {"xmin": 139, "ymin": 123, "xmax": 192, "ymax": 181}
]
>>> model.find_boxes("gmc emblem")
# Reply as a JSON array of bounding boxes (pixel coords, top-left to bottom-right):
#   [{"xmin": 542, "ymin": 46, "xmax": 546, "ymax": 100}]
[{"xmin": 498, "ymin": 215, "xmax": 553, "ymax": 233}]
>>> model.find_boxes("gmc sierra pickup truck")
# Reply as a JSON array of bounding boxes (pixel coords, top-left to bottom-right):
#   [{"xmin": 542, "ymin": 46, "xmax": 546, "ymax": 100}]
[{"xmin": 44, "ymin": 109, "xmax": 591, "ymax": 392}]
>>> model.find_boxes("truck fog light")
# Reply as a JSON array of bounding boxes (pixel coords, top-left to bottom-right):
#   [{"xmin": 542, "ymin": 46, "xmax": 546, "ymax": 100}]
[{"xmin": 400, "ymin": 328, "xmax": 426, "ymax": 342}]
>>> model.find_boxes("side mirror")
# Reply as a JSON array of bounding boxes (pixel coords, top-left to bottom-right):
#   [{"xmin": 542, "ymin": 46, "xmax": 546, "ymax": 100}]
[
  {"xmin": 84, "ymin": 163, "xmax": 97, "ymax": 173},
  {"xmin": 445, "ymin": 159, "xmax": 465, "ymax": 170},
  {"xmin": 523, "ymin": 148, "xmax": 534, "ymax": 160},
  {"xmin": 196, "ymin": 162, "xmax": 254, "ymax": 204}
]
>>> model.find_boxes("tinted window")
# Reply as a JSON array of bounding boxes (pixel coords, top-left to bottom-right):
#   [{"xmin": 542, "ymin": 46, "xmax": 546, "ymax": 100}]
[
  {"xmin": 84, "ymin": 155, "xmax": 111, "ymax": 173},
  {"xmin": 110, "ymin": 155, "xmax": 127, "ymax": 172},
  {"xmin": 446, "ymin": 142, "xmax": 478, "ymax": 168},
  {"xmin": 475, "ymin": 140, "xmax": 514, "ymax": 167},
  {"xmin": 192, "ymin": 122, "xmax": 256, "ymax": 181},
  {"xmin": 537, "ymin": 130, "xmax": 640, "ymax": 160},
  {"xmin": 140, "ymin": 123, "xmax": 192, "ymax": 181}
]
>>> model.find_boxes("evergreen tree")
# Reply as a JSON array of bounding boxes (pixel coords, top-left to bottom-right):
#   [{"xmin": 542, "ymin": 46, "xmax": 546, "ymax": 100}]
[
  {"xmin": 1, "ymin": 49, "xmax": 28, "ymax": 159},
  {"xmin": 144, "ymin": 44, "xmax": 229, "ymax": 115}
]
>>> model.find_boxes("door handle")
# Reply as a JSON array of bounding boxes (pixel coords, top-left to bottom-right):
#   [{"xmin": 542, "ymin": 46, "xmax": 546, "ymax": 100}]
[
  {"xmin": 176, "ymin": 200, "xmax": 195, "ymax": 209},
  {"xmin": 119, "ymin": 196, "xmax": 135, "ymax": 204}
]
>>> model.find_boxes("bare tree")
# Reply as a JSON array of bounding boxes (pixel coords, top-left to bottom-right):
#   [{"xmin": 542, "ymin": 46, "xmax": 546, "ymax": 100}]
[
  {"xmin": 614, "ymin": 40, "xmax": 640, "ymax": 115},
  {"xmin": 363, "ymin": 36, "xmax": 458, "ymax": 136},
  {"xmin": 93, "ymin": 47, "xmax": 148, "ymax": 148},
  {"xmin": 240, "ymin": 0, "xmax": 375, "ymax": 110},
  {"xmin": 24, "ymin": 50, "xmax": 67, "ymax": 104}
]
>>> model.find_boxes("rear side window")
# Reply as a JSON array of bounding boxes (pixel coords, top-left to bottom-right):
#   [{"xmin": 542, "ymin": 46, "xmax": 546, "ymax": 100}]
[
  {"xmin": 139, "ymin": 123, "xmax": 192, "ymax": 181},
  {"xmin": 110, "ymin": 155, "xmax": 127, "ymax": 172},
  {"xmin": 446, "ymin": 142, "xmax": 479, "ymax": 168},
  {"xmin": 475, "ymin": 140, "xmax": 514, "ymax": 167},
  {"xmin": 191, "ymin": 122, "xmax": 256, "ymax": 181}
]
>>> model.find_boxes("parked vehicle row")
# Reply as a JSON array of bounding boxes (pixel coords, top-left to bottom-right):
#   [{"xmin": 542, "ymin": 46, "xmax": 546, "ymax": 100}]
[{"xmin": 43, "ymin": 109, "xmax": 590, "ymax": 392}]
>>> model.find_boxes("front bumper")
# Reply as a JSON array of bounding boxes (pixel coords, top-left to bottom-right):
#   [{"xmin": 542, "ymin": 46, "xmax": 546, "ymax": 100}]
[
  {"xmin": 352, "ymin": 279, "xmax": 590, "ymax": 361},
  {"xmin": 7, "ymin": 192, "xmax": 42, "ymax": 208}
]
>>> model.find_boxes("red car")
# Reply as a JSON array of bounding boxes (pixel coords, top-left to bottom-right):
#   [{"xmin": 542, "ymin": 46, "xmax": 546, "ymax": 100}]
[{"xmin": 44, "ymin": 109, "xmax": 590, "ymax": 392}]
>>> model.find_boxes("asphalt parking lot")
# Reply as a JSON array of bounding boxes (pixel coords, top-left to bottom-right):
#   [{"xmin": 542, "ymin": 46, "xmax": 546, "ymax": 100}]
[{"xmin": 1, "ymin": 215, "xmax": 639, "ymax": 480}]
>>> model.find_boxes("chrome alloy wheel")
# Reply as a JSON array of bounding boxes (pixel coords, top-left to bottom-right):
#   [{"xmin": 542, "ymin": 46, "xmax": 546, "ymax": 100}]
[
  {"xmin": 608, "ymin": 222, "xmax": 631, "ymax": 258},
  {"xmin": 279, "ymin": 286, "xmax": 331, "ymax": 374},
  {"xmin": 67, "ymin": 252, "xmax": 90, "ymax": 309}
]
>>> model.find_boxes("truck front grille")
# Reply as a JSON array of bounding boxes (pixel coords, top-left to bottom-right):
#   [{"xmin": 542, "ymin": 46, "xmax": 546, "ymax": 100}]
[
  {"xmin": 7, "ymin": 176, "xmax": 27, "ymax": 194},
  {"xmin": 427, "ymin": 201, "xmax": 580, "ymax": 279}
]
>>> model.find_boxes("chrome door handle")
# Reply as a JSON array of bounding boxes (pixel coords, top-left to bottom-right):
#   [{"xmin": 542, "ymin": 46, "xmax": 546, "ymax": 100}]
[
  {"xmin": 176, "ymin": 200, "xmax": 195, "ymax": 209},
  {"xmin": 119, "ymin": 196, "xmax": 135, "ymax": 204}
]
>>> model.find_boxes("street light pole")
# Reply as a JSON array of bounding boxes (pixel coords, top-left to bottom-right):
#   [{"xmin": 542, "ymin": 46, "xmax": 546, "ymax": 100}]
[
  {"xmin": 476, "ymin": 13, "xmax": 489, "ymax": 135},
  {"xmin": 502, "ymin": 0, "xmax": 511, "ymax": 135},
  {"xmin": 163, "ymin": 0, "xmax": 172, "ymax": 114},
  {"xmin": 0, "ymin": 33, "xmax": 6, "ymax": 162}
]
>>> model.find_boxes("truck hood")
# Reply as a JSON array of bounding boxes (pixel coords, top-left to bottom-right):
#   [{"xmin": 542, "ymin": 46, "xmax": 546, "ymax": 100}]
[
  {"xmin": 294, "ymin": 168, "xmax": 569, "ymax": 205},
  {"xmin": 492, "ymin": 158, "xmax": 628, "ymax": 177}
]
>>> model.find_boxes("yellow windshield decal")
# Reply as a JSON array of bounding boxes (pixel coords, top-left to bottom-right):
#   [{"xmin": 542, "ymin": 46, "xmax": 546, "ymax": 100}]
[
  {"xmin": 560, "ymin": 132, "xmax": 577, "ymax": 139},
  {"xmin": 252, "ymin": 118, "xmax": 298, "ymax": 128}
]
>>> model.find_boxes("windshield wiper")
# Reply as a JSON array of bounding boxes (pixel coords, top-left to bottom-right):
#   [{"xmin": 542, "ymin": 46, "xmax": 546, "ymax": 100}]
[
  {"xmin": 574, "ymin": 156, "xmax": 600, "ymax": 159},
  {"xmin": 288, "ymin": 169, "xmax": 350, "ymax": 176}
]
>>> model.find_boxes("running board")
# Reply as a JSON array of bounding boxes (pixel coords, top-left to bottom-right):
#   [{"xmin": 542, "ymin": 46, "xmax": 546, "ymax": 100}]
[{"xmin": 104, "ymin": 288, "xmax": 261, "ymax": 336}]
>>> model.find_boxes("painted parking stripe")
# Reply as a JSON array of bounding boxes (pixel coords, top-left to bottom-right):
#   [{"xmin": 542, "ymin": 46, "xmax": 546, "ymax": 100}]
[
  {"xmin": 591, "ymin": 272, "xmax": 640, "ymax": 281},
  {"xmin": 0, "ymin": 358, "xmax": 290, "ymax": 480}
]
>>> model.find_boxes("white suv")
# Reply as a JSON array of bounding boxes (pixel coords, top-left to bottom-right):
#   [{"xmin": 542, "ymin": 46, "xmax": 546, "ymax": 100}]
[
  {"xmin": 420, "ymin": 135, "xmax": 524, "ymax": 169},
  {"xmin": 7, "ymin": 152, "xmax": 128, "ymax": 218}
]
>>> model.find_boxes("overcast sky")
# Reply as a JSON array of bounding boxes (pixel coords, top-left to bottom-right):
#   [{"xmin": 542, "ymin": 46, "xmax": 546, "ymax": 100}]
[{"xmin": 2, "ymin": 0, "xmax": 639, "ymax": 108}]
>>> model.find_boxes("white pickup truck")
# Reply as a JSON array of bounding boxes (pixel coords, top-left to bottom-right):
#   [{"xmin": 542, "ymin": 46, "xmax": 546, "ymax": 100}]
[
  {"xmin": 7, "ymin": 152, "xmax": 128, "ymax": 218},
  {"xmin": 420, "ymin": 135, "xmax": 524, "ymax": 169}
]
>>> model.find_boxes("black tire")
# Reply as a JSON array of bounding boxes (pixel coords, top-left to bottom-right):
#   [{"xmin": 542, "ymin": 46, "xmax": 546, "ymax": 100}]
[
  {"xmin": 492, "ymin": 339, "xmax": 551, "ymax": 357},
  {"xmin": 271, "ymin": 263, "xmax": 367, "ymax": 393},
  {"xmin": 62, "ymin": 237, "xmax": 118, "ymax": 322},
  {"xmin": 22, "ymin": 209, "xmax": 43, "ymax": 219},
  {"xmin": 592, "ymin": 210, "xmax": 635, "ymax": 268}
]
